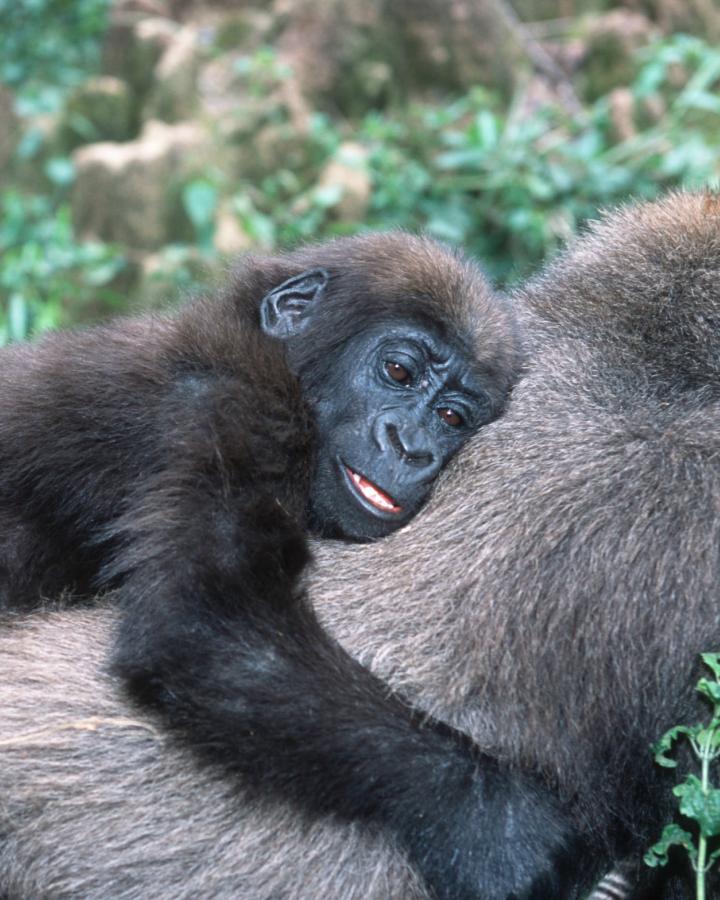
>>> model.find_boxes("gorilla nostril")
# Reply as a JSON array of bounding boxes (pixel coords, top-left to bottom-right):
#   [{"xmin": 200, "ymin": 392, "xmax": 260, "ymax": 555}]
[
  {"xmin": 385, "ymin": 423, "xmax": 405, "ymax": 458},
  {"xmin": 408, "ymin": 451, "xmax": 435, "ymax": 469},
  {"xmin": 386, "ymin": 423, "xmax": 434, "ymax": 468}
]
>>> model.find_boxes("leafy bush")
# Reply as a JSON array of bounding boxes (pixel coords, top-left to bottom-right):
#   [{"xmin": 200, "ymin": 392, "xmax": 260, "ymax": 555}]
[
  {"xmin": 229, "ymin": 35, "xmax": 720, "ymax": 285},
  {"xmin": 0, "ymin": 191, "xmax": 125, "ymax": 344},
  {"xmin": 646, "ymin": 654, "xmax": 720, "ymax": 900},
  {"xmin": 0, "ymin": 0, "xmax": 109, "ymax": 95},
  {"xmin": 4, "ymin": 26, "xmax": 720, "ymax": 333},
  {"xmin": 0, "ymin": 0, "xmax": 124, "ymax": 342},
  {"xmin": 362, "ymin": 34, "xmax": 719, "ymax": 282}
]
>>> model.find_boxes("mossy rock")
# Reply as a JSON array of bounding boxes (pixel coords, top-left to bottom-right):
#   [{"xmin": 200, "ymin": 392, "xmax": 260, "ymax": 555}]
[
  {"xmin": 57, "ymin": 77, "xmax": 136, "ymax": 152},
  {"xmin": 230, "ymin": 121, "xmax": 323, "ymax": 181},
  {"xmin": 0, "ymin": 87, "xmax": 18, "ymax": 172},
  {"xmin": 213, "ymin": 9, "xmax": 275, "ymax": 52},
  {"xmin": 102, "ymin": 16, "xmax": 173, "ymax": 104},
  {"xmin": 145, "ymin": 26, "xmax": 202, "ymax": 123},
  {"xmin": 72, "ymin": 120, "xmax": 212, "ymax": 250},
  {"xmin": 580, "ymin": 11, "xmax": 657, "ymax": 102},
  {"xmin": 133, "ymin": 246, "xmax": 216, "ymax": 310}
]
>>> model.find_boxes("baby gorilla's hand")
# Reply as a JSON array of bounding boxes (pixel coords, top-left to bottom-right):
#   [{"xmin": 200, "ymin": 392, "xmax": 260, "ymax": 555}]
[{"xmin": 391, "ymin": 753, "xmax": 594, "ymax": 900}]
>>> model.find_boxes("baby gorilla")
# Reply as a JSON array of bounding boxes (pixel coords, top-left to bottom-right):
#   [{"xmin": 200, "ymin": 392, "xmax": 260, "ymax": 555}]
[
  {"xmin": 261, "ymin": 258, "xmax": 510, "ymax": 540},
  {"xmin": 0, "ymin": 234, "xmax": 559, "ymax": 900}
]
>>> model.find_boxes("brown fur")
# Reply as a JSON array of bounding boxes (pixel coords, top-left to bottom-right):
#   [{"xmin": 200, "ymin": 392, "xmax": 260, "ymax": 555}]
[{"xmin": 1, "ymin": 192, "xmax": 719, "ymax": 897}]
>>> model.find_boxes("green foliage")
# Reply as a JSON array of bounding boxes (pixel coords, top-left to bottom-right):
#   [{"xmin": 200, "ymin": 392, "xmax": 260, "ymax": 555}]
[
  {"xmin": 230, "ymin": 111, "xmax": 345, "ymax": 248},
  {"xmin": 0, "ymin": 0, "xmax": 124, "ymax": 341},
  {"xmin": 0, "ymin": 0, "xmax": 110, "ymax": 115},
  {"xmin": 645, "ymin": 654, "xmax": 720, "ymax": 900},
  {"xmin": 224, "ymin": 35, "xmax": 720, "ymax": 285},
  {"xmin": 357, "ymin": 34, "xmax": 720, "ymax": 282},
  {"xmin": 5, "ymin": 22, "xmax": 720, "ymax": 331},
  {"xmin": 233, "ymin": 47, "xmax": 293, "ymax": 99},
  {"xmin": 182, "ymin": 180, "xmax": 219, "ymax": 254},
  {"xmin": 634, "ymin": 35, "xmax": 720, "ymax": 109},
  {"xmin": 0, "ymin": 191, "xmax": 125, "ymax": 344},
  {"xmin": 0, "ymin": 0, "xmax": 109, "ymax": 87}
]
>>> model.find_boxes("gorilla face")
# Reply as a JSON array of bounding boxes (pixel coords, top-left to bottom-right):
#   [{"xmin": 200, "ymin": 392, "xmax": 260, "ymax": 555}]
[
  {"xmin": 260, "ymin": 268, "xmax": 497, "ymax": 541},
  {"xmin": 304, "ymin": 321, "xmax": 491, "ymax": 540}
]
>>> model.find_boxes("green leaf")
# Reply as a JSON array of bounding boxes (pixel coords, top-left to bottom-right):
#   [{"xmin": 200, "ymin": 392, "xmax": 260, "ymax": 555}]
[
  {"xmin": 474, "ymin": 111, "xmax": 499, "ymax": 149},
  {"xmin": 16, "ymin": 127, "xmax": 44, "ymax": 160},
  {"xmin": 697, "ymin": 678, "xmax": 720, "ymax": 705},
  {"xmin": 695, "ymin": 725, "xmax": 720, "ymax": 754},
  {"xmin": 83, "ymin": 257, "xmax": 123, "ymax": 287},
  {"xmin": 682, "ymin": 54, "xmax": 720, "ymax": 95},
  {"xmin": 182, "ymin": 180, "xmax": 218, "ymax": 251},
  {"xmin": 435, "ymin": 148, "xmax": 486, "ymax": 170},
  {"xmin": 312, "ymin": 183, "xmax": 343, "ymax": 208},
  {"xmin": 44, "ymin": 157, "xmax": 75, "ymax": 186},
  {"xmin": 674, "ymin": 776, "xmax": 720, "ymax": 836},
  {"xmin": 653, "ymin": 725, "xmax": 694, "ymax": 767},
  {"xmin": 7, "ymin": 292, "xmax": 30, "ymax": 342},
  {"xmin": 678, "ymin": 91, "xmax": 720, "ymax": 116},
  {"xmin": 701, "ymin": 654, "xmax": 720, "ymax": 679},
  {"xmin": 645, "ymin": 823, "xmax": 697, "ymax": 868}
]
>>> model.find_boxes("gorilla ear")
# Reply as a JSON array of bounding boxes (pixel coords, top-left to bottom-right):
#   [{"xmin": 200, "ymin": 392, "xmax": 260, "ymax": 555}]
[{"xmin": 260, "ymin": 268, "xmax": 329, "ymax": 339}]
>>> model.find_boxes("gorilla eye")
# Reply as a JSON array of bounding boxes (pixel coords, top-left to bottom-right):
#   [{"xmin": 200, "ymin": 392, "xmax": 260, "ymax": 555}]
[
  {"xmin": 386, "ymin": 361, "xmax": 411, "ymax": 385},
  {"xmin": 438, "ymin": 407, "xmax": 463, "ymax": 427}
]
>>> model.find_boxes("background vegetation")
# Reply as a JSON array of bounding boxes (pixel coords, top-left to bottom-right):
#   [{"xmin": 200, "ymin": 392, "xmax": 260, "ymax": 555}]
[{"xmin": 1, "ymin": 0, "xmax": 719, "ymax": 342}]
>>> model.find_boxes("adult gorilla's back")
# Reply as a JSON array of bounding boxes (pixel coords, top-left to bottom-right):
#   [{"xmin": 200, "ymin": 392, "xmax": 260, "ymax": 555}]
[{"xmin": 1, "ymin": 191, "xmax": 718, "ymax": 898}]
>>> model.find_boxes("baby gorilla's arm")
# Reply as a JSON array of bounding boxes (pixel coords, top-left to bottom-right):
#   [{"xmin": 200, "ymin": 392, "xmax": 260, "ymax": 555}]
[{"xmin": 107, "ymin": 374, "xmax": 585, "ymax": 900}]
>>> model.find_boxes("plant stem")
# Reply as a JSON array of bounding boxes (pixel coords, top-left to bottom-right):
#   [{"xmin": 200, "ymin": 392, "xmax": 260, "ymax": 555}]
[{"xmin": 697, "ymin": 732, "xmax": 712, "ymax": 900}]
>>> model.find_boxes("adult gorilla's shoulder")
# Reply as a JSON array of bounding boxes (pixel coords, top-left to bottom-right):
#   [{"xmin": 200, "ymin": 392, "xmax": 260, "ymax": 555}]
[{"xmin": 1, "ymin": 190, "xmax": 719, "ymax": 899}]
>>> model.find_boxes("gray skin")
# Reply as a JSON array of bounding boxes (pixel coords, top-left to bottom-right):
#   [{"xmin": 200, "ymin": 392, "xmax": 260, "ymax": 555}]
[{"xmin": 1, "ymin": 190, "xmax": 720, "ymax": 899}]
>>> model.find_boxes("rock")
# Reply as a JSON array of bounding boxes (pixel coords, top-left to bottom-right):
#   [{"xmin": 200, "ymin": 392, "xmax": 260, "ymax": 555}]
[
  {"xmin": 273, "ymin": 0, "xmax": 386, "ymax": 115},
  {"xmin": 115, "ymin": 0, "xmax": 171, "ymax": 15},
  {"xmin": 639, "ymin": 92, "xmax": 666, "ymax": 126},
  {"xmin": 145, "ymin": 25, "xmax": 202, "ymax": 122},
  {"xmin": 214, "ymin": 202, "xmax": 253, "ymax": 256},
  {"xmin": 607, "ymin": 87, "xmax": 636, "ymax": 143},
  {"xmin": 625, "ymin": 0, "xmax": 720, "ymax": 40},
  {"xmin": 213, "ymin": 8, "xmax": 274, "ymax": 53},
  {"xmin": 135, "ymin": 16, "xmax": 181, "ymax": 59},
  {"xmin": 316, "ymin": 142, "xmax": 371, "ymax": 222},
  {"xmin": 0, "ymin": 86, "xmax": 18, "ymax": 173},
  {"xmin": 273, "ymin": 0, "xmax": 520, "ymax": 114},
  {"xmin": 233, "ymin": 121, "xmax": 317, "ymax": 180},
  {"xmin": 58, "ymin": 77, "xmax": 135, "ymax": 151},
  {"xmin": 72, "ymin": 120, "xmax": 210, "ymax": 250},
  {"xmin": 103, "ymin": 11, "xmax": 179, "ymax": 106},
  {"xmin": 581, "ymin": 11, "xmax": 658, "ymax": 101},
  {"xmin": 134, "ymin": 245, "xmax": 214, "ymax": 310},
  {"xmin": 197, "ymin": 52, "xmax": 246, "ymax": 119}
]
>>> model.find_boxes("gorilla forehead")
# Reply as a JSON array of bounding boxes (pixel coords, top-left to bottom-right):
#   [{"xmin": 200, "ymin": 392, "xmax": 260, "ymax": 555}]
[{"xmin": 230, "ymin": 231, "xmax": 520, "ymax": 371}]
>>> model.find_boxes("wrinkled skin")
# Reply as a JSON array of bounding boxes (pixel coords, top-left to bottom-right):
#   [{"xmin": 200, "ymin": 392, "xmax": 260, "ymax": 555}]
[
  {"xmin": 304, "ymin": 330, "xmax": 492, "ymax": 539},
  {"xmin": 261, "ymin": 267, "xmax": 506, "ymax": 541}
]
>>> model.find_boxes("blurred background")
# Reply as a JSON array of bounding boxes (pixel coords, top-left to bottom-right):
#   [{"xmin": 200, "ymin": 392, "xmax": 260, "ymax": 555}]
[{"xmin": 1, "ymin": 0, "xmax": 719, "ymax": 342}]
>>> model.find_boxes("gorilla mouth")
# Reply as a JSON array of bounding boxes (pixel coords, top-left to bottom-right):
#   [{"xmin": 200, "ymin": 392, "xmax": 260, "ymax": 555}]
[{"xmin": 343, "ymin": 465, "xmax": 402, "ymax": 515}]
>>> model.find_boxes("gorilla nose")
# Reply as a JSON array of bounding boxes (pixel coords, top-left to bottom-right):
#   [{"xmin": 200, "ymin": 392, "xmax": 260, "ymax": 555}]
[{"xmin": 374, "ymin": 415, "xmax": 439, "ymax": 474}]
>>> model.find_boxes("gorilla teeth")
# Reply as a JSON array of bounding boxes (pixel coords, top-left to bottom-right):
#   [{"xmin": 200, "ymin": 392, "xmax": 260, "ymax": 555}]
[{"xmin": 347, "ymin": 468, "xmax": 401, "ymax": 513}]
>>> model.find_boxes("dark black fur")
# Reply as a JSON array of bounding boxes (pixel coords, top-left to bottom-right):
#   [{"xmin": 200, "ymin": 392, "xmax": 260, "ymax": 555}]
[{"xmin": 0, "ymin": 233, "xmax": 589, "ymax": 899}]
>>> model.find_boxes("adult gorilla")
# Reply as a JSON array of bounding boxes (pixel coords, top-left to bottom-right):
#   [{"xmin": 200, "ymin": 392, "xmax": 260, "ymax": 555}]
[{"xmin": 1, "ymin": 191, "xmax": 718, "ymax": 899}]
